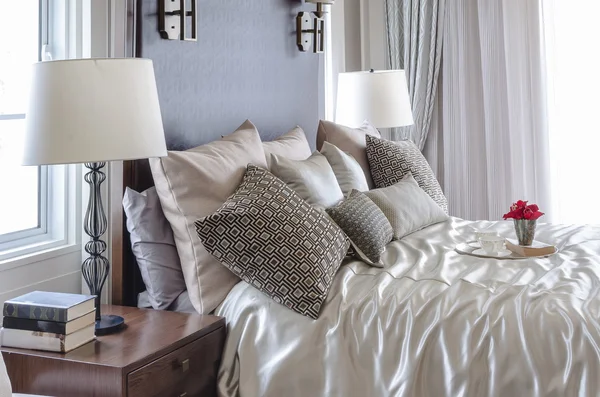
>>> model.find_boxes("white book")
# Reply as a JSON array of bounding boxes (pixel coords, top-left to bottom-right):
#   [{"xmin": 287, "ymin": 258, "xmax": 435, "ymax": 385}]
[{"xmin": 1, "ymin": 324, "xmax": 95, "ymax": 353}]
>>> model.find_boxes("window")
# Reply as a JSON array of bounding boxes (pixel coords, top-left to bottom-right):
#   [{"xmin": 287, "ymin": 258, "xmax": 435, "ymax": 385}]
[
  {"xmin": 543, "ymin": 0, "xmax": 600, "ymax": 224},
  {"xmin": 0, "ymin": 0, "xmax": 75, "ymax": 262}
]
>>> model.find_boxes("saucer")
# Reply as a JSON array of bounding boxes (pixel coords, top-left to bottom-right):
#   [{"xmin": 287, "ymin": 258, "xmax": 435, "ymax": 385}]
[{"xmin": 473, "ymin": 249, "xmax": 512, "ymax": 258}]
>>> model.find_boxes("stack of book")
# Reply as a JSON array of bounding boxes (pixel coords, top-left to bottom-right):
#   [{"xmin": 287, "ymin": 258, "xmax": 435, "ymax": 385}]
[{"xmin": 1, "ymin": 291, "xmax": 96, "ymax": 353}]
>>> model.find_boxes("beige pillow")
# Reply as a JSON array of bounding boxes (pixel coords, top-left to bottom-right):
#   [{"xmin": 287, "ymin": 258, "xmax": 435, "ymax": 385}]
[
  {"xmin": 316, "ymin": 120, "xmax": 381, "ymax": 188},
  {"xmin": 320, "ymin": 141, "xmax": 369, "ymax": 196},
  {"xmin": 365, "ymin": 173, "xmax": 449, "ymax": 240},
  {"xmin": 149, "ymin": 120, "xmax": 267, "ymax": 314},
  {"xmin": 270, "ymin": 151, "xmax": 344, "ymax": 209},
  {"xmin": 262, "ymin": 126, "xmax": 312, "ymax": 168}
]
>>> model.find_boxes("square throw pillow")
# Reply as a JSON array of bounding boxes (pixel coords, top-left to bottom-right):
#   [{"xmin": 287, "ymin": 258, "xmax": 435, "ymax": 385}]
[
  {"xmin": 149, "ymin": 120, "xmax": 267, "ymax": 314},
  {"xmin": 122, "ymin": 187, "xmax": 186, "ymax": 310},
  {"xmin": 195, "ymin": 165, "xmax": 350, "ymax": 319},
  {"xmin": 320, "ymin": 141, "xmax": 369, "ymax": 196},
  {"xmin": 262, "ymin": 126, "xmax": 312, "ymax": 168},
  {"xmin": 270, "ymin": 151, "xmax": 344, "ymax": 209},
  {"xmin": 316, "ymin": 120, "xmax": 381, "ymax": 188},
  {"xmin": 326, "ymin": 190, "xmax": 393, "ymax": 267},
  {"xmin": 365, "ymin": 135, "xmax": 448, "ymax": 214},
  {"xmin": 365, "ymin": 173, "xmax": 449, "ymax": 240}
]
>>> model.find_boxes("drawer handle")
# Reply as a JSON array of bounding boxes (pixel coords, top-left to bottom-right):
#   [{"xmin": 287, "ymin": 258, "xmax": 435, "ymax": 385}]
[
  {"xmin": 180, "ymin": 358, "xmax": 190, "ymax": 373},
  {"xmin": 179, "ymin": 393, "xmax": 187, "ymax": 397}
]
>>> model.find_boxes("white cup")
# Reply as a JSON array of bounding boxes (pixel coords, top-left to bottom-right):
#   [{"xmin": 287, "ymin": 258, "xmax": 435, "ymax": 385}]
[
  {"xmin": 478, "ymin": 235, "xmax": 506, "ymax": 255},
  {"xmin": 475, "ymin": 230, "xmax": 498, "ymax": 241}
]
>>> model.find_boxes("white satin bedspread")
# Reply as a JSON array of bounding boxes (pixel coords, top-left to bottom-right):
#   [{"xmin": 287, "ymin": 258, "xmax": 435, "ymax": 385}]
[{"xmin": 215, "ymin": 218, "xmax": 600, "ymax": 397}]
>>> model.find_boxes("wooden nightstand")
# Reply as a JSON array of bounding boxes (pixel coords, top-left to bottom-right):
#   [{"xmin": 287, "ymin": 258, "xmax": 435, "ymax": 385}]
[{"xmin": 1, "ymin": 305, "xmax": 226, "ymax": 397}]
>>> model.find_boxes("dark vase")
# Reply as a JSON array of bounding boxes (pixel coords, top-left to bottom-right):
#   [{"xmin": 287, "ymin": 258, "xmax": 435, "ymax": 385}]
[{"xmin": 513, "ymin": 219, "xmax": 536, "ymax": 246}]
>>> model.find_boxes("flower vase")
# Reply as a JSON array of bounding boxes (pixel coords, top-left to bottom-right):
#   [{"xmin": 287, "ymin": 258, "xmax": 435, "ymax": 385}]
[{"xmin": 513, "ymin": 219, "xmax": 536, "ymax": 246}]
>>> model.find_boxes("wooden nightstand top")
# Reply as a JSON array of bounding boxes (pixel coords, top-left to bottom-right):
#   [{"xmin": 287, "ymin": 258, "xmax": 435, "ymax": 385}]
[{"xmin": 1, "ymin": 305, "xmax": 225, "ymax": 373}]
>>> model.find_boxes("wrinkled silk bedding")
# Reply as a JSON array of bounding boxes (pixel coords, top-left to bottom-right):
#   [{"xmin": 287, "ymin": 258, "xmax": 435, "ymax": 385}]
[{"xmin": 214, "ymin": 217, "xmax": 600, "ymax": 397}]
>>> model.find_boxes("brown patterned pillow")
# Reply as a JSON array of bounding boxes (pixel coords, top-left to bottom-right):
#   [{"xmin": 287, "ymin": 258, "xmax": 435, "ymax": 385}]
[
  {"xmin": 195, "ymin": 165, "xmax": 349, "ymax": 319},
  {"xmin": 326, "ymin": 190, "xmax": 393, "ymax": 267},
  {"xmin": 365, "ymin": 135, "xmax": 448, "ymax": 213}
]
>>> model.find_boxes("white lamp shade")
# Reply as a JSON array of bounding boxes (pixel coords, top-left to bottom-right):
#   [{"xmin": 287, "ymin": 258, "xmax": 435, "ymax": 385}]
[
  {"xmin": 23, "ymin": 58, "xmax": 167, "ymax": 165},
  {"xmin": 335, "ymin": 70, "xmax": 414, "ymax": 129}
]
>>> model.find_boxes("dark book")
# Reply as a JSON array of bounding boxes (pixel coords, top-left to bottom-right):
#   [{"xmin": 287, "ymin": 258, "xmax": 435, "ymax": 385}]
[
  {"xmin": 2, "ymin": 309, "xmax": 95, "ymax": 334},
  {"xmin": 3, "ymin": 291, "xmax": 95, "ymax": 323}
]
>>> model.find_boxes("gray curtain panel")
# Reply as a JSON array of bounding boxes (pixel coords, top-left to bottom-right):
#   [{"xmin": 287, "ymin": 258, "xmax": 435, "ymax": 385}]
[{"xmin": 384, "ymin": 0, "xmax": 446, "ymax": 150}]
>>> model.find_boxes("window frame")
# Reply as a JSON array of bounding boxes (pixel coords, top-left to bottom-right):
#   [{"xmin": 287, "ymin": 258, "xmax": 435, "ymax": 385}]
[{"xmin": 0, "ymin": 0, "xmax": 81, "ymax": 265}]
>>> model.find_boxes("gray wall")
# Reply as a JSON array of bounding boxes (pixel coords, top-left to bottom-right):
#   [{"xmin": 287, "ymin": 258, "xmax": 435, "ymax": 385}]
[{"xmin": 138, "ymin": 0, "xmax": 323, "ymax": 150}]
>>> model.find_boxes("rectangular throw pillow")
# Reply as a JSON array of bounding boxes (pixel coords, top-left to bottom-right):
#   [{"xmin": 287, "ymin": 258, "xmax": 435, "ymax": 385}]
[
  {"xmin": 326, "ymin": 190, "xmax": 393, "ymax": 267},
  {"xmin": 149, "ymin": 120, "xmax": 267, "ymax": 314},
  {"xmin": 262, "ymin": 126, "xmax": 312, "ymax": 168},
  {"xmin": 195, "ymin": 165, "xmax": 350, "ymax": 319},
  {"xmin": 316, "ymin": 120, "xmax": 381, "ymax": 188},
  {"xmin": 270, "ymin": 151, "xmax": 344, "ymax": 209},
  {"xmin": 320, "ymin": 141, "xmax": 369, "ymax": 196},
  {"xmin": 365, "ymin": 173, "xmax": 449, "ymax": 240},
  {"xmin": 365, "ymin": 135, "xmax": 448, "ymax": 214},
  {"xmin": 122, "ymin": 187, "xmax": 186, "ymax": 310}
]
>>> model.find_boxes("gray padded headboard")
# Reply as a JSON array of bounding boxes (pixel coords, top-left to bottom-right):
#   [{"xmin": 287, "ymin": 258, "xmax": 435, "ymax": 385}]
[{"xmin": 137, "ymin": 0, "xmax": 324, "ymax": 150}]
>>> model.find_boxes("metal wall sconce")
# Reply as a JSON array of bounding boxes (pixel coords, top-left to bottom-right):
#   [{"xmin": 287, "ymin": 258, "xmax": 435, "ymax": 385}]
[
  {"xmin": 159, "ymin": 0, "xmax": 197, "ymax": 41},
  {"xmin": 297, "ymin": 0, "xmax": 335, "ymax": 53}
]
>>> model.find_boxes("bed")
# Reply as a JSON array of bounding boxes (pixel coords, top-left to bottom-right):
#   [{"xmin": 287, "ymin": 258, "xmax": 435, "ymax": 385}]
[{"xmin": 112, "ymin": 2, "xmax": 600, "ymax": 396}]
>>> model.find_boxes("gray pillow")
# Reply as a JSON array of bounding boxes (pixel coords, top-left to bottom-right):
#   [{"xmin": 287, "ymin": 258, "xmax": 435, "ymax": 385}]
[
  {"xmin": 123, "ymin": 187, "xmax": 186, "ymax": 310},
  {"xmin": 320, "ymin": 141, "xmax": 369, "ymax": 196},
  {"xmin": 195, "ymin": 165, "xmax": 349, "ymax": 319},
  {"xmin": 365, "ymin": 173, "xmax": 449, "ymax": 240},
  {"xmin": 326, "ymin": 190, "xmax": 393, "ymax": 267},
  {"xmin": 270, "ymin": 151, "xmax": 344, "ymax": 209},
  {"xmin": 366, "ymin": 135, "xmax": 448, "ymax": 213}
]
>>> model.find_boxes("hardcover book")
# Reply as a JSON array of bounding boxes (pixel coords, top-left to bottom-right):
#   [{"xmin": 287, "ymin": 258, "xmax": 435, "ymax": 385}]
[
  {"xmin": 505, "ymin": 239, "xmax": 557, "ymax": 257},
  {"xmin": 0, "ymin": 324, "xmax": 95, "ymax": 353},
  {"xmin": 2, "ymin": 309, "xmax": 95, "ymax": 334},
  {"xmin": 3, "ymin": 291, "xmax": 95, "ymax": 323}
]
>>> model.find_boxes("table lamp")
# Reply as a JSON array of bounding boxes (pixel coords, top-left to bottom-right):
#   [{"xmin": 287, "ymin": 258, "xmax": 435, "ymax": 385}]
[
  {"xmin": 22, "ymin": 58, "xmax": 167, "ymax": 335},
  {"xmin": 335, "ymin": 69, "xmax": 414, "ymax": 129}
]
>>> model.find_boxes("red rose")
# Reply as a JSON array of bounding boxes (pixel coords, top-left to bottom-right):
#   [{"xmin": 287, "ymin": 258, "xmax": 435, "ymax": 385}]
[
  {"xmin": 527, "ymin": 204, "xmax": 539, "ymax": 212},
  {"xmin": 515, "ymin": 200, "xmax": 528, "ymax": 208},
  {"xmin": 503, "ymin": 209, "xmax": 524, "ymax": 220},
  {"xmin": 530, "ymin": 211, "xmax": 544, "ymax": 220},
  {"xmin": 523, "ymin": 208, "xmax": 534, "ymax": 219}
]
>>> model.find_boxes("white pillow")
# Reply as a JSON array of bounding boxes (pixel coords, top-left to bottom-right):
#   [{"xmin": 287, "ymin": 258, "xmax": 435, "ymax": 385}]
[
  {"xmin": 365, "ymin": 173, "xmax": 449, "ymax": 240},
  {"xmin": 270, "ymin": 151, "xmax": 344, "ymax": 209},
  {"xmin": 320, "ymin": 141, "xmax": 369, "ymax": 196}
]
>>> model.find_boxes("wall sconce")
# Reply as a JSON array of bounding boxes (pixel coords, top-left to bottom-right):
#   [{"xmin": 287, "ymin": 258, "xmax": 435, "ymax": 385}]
[
  {"xmin": 297, "ymin": 0, "xmax": 335, "ymax": 53},
  {"xmin": 159, "ymin": 0, "xmax": 197, "ymax": 41}
]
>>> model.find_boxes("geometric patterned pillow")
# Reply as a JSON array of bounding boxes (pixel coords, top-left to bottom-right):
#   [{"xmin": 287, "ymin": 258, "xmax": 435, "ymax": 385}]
[
  {"xmin": 326, "ymin": 190, "xmax": 393, "ymax": 267},
  {"xmin": 365, "ymin": 135, "xmax": 448, "ymax": 214},
  {"xmin": 195, "ymin": 165, "xmax": 350, "ymax": 319}
]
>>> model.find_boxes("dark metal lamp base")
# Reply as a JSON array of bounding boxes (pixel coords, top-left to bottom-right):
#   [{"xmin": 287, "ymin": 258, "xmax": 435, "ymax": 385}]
[{"xmin": 95, "ymin": 314, "xmax": 125, "ymax": 336}]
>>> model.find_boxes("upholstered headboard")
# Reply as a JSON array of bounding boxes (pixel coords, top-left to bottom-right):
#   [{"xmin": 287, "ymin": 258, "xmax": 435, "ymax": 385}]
[{"xmin": 113, "ymin": 0, "xmax": 324, "ymax": 306}]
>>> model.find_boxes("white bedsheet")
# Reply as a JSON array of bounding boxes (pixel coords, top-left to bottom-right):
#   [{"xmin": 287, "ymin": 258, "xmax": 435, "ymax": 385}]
[{"xmin": 215, "ymin": 217, "xmax": 600, "ymax": 397}]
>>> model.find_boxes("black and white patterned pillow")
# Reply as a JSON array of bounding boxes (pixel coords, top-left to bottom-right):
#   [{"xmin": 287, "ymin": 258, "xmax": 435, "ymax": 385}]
[
  {"xmin": 195, "ymin": 165, "xmax": 349, "ymax": 319},
  {"xmin": 326, "ymin": 190, "xmax": 393, "ymax": 267},
  {"xmin": 365, "ymin": 135, "xmax": 448, "ymax": 214}
]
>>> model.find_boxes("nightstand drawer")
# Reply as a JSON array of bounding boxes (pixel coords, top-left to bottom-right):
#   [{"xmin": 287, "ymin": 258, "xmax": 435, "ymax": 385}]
[{"xmin": 127, "ymin": 326, "xmax": 226, "ymax": 397}]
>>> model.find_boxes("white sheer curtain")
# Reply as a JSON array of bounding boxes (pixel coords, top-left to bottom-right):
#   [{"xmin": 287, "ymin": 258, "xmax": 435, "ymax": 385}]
[
  {"xmin": 542, "ymin": 0, "xmax": 600, "ymax": 224},
  {"xmin": 424, "ymin": 0, "xmax": 552, "ymax": 221}
]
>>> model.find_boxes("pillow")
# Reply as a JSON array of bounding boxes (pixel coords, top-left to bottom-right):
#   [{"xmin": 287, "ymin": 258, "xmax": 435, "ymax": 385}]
[
  {"xmin": 149, "ymin": 120, "xmax": 267, "ymax": 314},
  {"xmin": 195, "ymin": 165, "xmax": 350, "ymax": 319},
  {"xmin": 326, "ymin": 190, "xmax": 393, "ymax": 267},
  {"xmin": 262, "ymin": 126, "xmax": 312, "ymax": 168},
  {"xmin": 270, "ymin": 151, "xmax": 344, "ymax": 209},
  {"xmin": 365, "ymin": 135, "xmax": 448, "ymax": 214},
  {"xmin": 122, "ymin": 187, "xmax": 186, "ymax": 310},
  {"xmin": 320, "ymin": 141, "xmax": 369, "ymax": 196},
  {"xmin": 365, "ymin": 173, "xmax": 450, "ymax": 239},
  {"xmin": 316, "ymin": 120, "xmax": 381, "ymax": 188}
]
